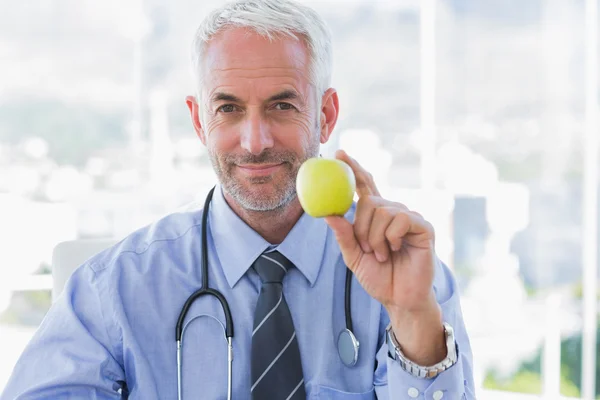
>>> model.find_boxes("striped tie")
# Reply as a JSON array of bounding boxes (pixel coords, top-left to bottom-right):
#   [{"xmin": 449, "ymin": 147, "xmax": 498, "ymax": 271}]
[{"xmin": 251, "ymin": 251, "xmax": 306, "ymax": 400}]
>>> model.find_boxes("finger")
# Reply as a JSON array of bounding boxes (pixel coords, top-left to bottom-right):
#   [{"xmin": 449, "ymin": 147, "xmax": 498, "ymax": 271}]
[
  {"xmin": 382, "ymin": 209, "xmax": 419, "ymax": 252},
  {"xmin": 385, "ymin": 211, "xmax": 435, "ymax": 250},
  {"xmin": 410, "ymin": 210, "xmax": 424, "ymax": 220},
  {"xmin": 353, "ymin": 195, "xmax": 380, "ymax": 253},
  {"xmin": 354, "ymin": 196, "xmax": 406, "ymax": 253},
  {"xmin": 367, "ymin": 206, "xmax": 397, "ymax": 263},
  {"xmin": 334, "ymin": 149, "xmax": 380, "ymax": 198},
  {"xmin": 324, "ymin": 216, "xmax": 362, "ymax": 271},
  {"xmin": 385, "ymin": 213, "xmax": 410, "ymax": 252}
]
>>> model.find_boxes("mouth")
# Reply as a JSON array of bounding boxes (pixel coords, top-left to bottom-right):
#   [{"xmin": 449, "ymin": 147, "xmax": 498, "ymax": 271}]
[{"xmin": 236, "ymin": 163, "xmax": 284, "ymax": 177}]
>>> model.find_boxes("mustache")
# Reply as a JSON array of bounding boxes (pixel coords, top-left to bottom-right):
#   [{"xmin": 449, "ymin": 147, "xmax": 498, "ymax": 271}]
[{"xmin": 224, "ymin": 150, "xmax": 297, "ymax": 165}]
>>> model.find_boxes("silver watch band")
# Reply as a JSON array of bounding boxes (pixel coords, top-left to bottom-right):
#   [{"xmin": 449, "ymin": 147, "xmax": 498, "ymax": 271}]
[{"xmin": 385, "ymin": 322, "xmax": 458, "ymax": 379}]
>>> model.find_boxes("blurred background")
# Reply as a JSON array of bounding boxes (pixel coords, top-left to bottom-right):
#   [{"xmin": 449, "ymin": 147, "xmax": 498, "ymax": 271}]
[{"xmin": 0, "ymin": 0, "xmax": 599, "ymax": 398}]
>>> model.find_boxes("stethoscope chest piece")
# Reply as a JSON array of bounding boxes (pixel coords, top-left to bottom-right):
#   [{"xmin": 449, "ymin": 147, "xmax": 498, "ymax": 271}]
[{"xmin": 337, "ymin": 328, "xmax": 360, "ymax": 367}]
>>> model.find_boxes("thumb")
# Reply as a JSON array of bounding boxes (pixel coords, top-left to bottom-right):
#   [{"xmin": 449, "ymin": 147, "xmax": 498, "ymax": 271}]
[{"xmin": 324, "ymin": 216, "xmax": 362, "ymax": 271}]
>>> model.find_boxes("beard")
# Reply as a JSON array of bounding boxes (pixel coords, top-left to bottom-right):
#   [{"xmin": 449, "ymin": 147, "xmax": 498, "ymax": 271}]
[{"xmin": 208, "ymin": 139, "xmax": 320, "ymax": 212}]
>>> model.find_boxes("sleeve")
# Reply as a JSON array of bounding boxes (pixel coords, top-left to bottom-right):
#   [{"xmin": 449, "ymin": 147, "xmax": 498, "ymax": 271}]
[
  {"xmin": 373, "ymin": 258, "xmax": 476, "ymax": 399},
  {"xmin": 0, "ymin": 263, "xmax": 126, "ymax": 400}
]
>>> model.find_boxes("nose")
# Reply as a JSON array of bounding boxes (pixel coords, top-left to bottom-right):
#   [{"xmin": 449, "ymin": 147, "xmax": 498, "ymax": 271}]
[{"xmin": 240, "ymin": 109, "xmax": 273, "ymax": 155}]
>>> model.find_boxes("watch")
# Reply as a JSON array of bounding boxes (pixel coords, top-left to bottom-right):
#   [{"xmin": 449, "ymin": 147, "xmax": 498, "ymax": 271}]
[{"xmin": 385, "ymin": 322, "xmax": 458, "ymax": 379}]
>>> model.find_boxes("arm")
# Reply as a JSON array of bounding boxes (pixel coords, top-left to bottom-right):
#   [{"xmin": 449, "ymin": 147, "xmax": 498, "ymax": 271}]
[
  {"xmin": 374, "ymin": 259, "xmax": 475, "ymax": 399},
  {"xmin": 1, "ymin": 264, "xmax": 125, "ymax": 399},
  {"xmin": 324, "ymin": 150, "xmax": 475, "ymax": 398}
]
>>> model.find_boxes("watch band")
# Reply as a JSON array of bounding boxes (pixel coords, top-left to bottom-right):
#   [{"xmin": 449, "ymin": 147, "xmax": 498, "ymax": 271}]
[{"xmin": 385, "ymin": 322, "xmax": 458, "ymax": 379}]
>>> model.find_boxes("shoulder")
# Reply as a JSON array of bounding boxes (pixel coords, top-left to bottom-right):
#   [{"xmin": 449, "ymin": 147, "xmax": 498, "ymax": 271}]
[{"xmin": 83, "ymin": 202, "xmax": 206, "ymax": 275}]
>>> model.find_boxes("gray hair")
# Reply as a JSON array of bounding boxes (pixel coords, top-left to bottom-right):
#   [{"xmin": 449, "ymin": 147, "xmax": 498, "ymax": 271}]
[{"xmin": 191, "ymin": 0, "xmax": 333, "ymax": 104}]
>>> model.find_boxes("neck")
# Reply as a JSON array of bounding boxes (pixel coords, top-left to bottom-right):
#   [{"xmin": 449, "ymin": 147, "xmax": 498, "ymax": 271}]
[{"xmin": 223, "ymin": 191, "xmax": 304, "ymax": 244}]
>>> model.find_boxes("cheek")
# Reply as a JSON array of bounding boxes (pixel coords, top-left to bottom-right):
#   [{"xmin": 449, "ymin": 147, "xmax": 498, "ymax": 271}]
[
  {"xmin": 205, "ymin": 115, "xmax": 230, "ymax": 135},
  {"xmin": 297, "ymin": 120, "xmax": 320, "ymax": 151},
  {"xmin": 275, "ymin": 113, "xmax": 318, "ymax": 145},
  {"xmin": 205, "ymin": 118, "xmax": 238, "ymax": 150}
]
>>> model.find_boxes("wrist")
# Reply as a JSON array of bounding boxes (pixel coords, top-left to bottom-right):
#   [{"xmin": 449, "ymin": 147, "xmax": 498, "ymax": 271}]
[
  {"xmin": 386, "ymin": 321, "xmax": 458, "ymax": 379},
  {"xmin": 385, "ymin": 298, "xmax": 446, "ymax": 365}
]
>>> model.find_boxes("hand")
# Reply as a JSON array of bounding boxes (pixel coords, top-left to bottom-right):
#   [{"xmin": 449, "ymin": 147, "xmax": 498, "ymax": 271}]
[
  {"xmin": 324, "ymin": 149, "xmax": 436, "ymax": 313},
  {"xmin": 325, "ymin": 150, "xmax": 446, "ymax": 365}
]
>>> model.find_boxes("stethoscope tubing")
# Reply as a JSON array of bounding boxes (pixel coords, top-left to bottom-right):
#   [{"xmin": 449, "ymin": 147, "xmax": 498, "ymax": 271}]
[{"xmin": 175, "ymin": 186, "xmax": 356, "ymax": 400}]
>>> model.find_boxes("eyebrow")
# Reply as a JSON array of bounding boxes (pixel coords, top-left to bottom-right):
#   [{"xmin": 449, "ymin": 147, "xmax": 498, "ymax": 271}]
[
  {"xmin": 267, "ymin": 90, "xmax": 301, "ymax": 104},
  {"xmin": 211, "ymin": 92, "xmax": 243, "ymax": 103},
  {"xmin": 210, "ymin": 89, "xmax": 303, "ymax": 105}
]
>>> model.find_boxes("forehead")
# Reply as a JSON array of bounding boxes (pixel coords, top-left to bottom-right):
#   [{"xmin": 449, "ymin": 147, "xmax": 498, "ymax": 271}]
[{"xmin": 201, "ymin": 28, "xmax": 311, "ymax": 97}]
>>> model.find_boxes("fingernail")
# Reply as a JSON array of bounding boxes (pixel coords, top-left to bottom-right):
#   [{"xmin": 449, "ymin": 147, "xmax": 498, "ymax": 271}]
[
  {"xmin": 361, "ymin": 241, "xmax": 372, "ymax": 252},
  {"xmin": 375, "ymin": 252, "xmax": 385, "ymax": 263}
]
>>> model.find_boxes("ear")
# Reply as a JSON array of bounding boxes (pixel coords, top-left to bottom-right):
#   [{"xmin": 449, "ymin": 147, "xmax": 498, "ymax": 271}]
[
  {"xmin": 319, "ymin": 88, "xmax": 339, "ymax": 144},
  {"xmin": 186, "ymin": 95, "xmax": 207, "ymax": 145}
]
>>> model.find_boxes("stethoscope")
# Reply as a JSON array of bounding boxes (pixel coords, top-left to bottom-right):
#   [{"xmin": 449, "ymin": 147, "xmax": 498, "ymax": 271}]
[{"xmin": 175, "ymin": 186, "xmax": 359, "ymax": 400}]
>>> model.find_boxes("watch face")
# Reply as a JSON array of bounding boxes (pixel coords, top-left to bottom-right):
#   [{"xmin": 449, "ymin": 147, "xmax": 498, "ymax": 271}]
[{"xmin": 442, "ymin": 323, "xmax": 458, "ymax": 361}]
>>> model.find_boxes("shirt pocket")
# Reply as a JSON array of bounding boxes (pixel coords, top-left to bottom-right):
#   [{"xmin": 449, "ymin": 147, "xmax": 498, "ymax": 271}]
[{"xmin": 313, "ymin": 385, "xmax": 376, "ymax": 399}]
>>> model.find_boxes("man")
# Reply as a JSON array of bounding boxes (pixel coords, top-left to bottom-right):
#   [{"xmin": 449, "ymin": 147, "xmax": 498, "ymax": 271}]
[{"xmin": 2, "ymin": 0, "xmax": 475, "ymax": 398}]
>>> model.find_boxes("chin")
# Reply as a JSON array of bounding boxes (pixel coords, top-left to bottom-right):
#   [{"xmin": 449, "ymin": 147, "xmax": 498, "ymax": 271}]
[{"xmin": 227, "ymin": 179, "xmax": 296, "ymax": 212}]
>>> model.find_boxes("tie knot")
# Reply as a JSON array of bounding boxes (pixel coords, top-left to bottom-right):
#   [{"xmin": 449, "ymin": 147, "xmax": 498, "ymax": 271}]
[{"xmin": 253, "ymin": 251, "xmax": 293, "ymax": 284}]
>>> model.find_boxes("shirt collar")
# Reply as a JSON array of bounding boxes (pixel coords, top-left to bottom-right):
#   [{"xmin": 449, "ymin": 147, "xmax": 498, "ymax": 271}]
[{"xmin": 209, "ymin": 185, "xmax": 328, "ymax": 288}]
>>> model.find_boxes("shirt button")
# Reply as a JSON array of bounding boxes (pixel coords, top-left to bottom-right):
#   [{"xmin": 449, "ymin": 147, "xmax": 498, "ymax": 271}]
[
  {"xmin": 433, "ymin": 390, "xmax": 444, "ymax": 400},
  {"xmin": 408, "ymin": 387, "xmax": 419, "ymax": 398}
]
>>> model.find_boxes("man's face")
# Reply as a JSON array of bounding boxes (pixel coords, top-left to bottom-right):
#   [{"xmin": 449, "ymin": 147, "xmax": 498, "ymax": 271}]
[{"xmin": 190, "ymin": 28, "xmax": 327, "ymax": 212}]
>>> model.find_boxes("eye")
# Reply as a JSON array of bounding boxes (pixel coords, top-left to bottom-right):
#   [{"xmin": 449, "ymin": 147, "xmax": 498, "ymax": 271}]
[
  {"xmin": 274, "ymin": 102, "xmax": 295, "ymax": 111},
  {"xmin": 217, "ymin": 104, "xmax": 237, "ymax": 113}
]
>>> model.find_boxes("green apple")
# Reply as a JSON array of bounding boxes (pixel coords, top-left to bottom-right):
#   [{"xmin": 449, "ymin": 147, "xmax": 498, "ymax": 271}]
[{"xmin": 296, "ymin": 157, "xmax": 356, "ymax": 218}]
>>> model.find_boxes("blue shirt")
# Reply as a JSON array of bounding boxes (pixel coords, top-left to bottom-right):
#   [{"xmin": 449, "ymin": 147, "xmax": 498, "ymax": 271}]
[{"xmin": 2, "ymin": 185, "xmax": 475, "ymax": 399}]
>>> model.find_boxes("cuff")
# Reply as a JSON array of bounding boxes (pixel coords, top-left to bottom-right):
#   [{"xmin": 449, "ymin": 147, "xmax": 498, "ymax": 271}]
[{"xmin": 386, "ymin": 351, "xmax": 467, "ymax": 399}]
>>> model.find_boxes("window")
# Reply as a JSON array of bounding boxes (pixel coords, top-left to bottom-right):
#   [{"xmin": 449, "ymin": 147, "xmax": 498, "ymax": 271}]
[{"xmin": 0, "ymin": 0, "xmax": 597, "ymax": 397}]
